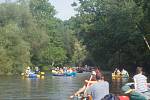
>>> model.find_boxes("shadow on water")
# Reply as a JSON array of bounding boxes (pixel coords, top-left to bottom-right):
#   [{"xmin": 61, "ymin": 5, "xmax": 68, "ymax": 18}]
[{"xmin": 0, "ymin": 72, "xmax": 132, "ymax": 100}]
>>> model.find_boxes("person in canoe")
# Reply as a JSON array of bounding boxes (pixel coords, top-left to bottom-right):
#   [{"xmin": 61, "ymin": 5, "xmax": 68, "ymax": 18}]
[
  {"xmin": 133, "ymin": 67, "xmax": 150, "ymax": 99},
  {"xmin": 114, "ymin": 68, "xmax": 121, "ymax": 75},
  {"xmin": 35, "ymin": 66, "xmax": 40, "ymax": 74},
  {"xmin": 85, "ymin": 73, "xmax": 109, "ymax": 100},
  {"xmin": 85, "ymin": 67, "xmax": 102, "ymax": 84},
  {"xmin": 70, "ymin": 67, "xmax": 102, "ymax": 99},
  {"xmin": 25, "ymin": 66, "xmax": 31, "ymax": 77},
  {"xmin": 121, "ymin": 68, "xmax": 129, "ymax": 77}
]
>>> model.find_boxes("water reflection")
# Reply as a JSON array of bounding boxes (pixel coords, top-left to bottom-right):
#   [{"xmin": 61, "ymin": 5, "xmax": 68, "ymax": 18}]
[{"xmin": 111, "ymin": 77, "xmax": 129, "ymax": 95}]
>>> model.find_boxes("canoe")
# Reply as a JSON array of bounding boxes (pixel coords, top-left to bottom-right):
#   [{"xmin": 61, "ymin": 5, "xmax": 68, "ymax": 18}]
[
  {"xmin": 65, "ymin": 72, "xmax": 76, "ymax": 76},
  {"xmin": 71, "ymin": 95, "xmax": 92, "ymax": 100},
  {"xmin": 76, "ymin": 70, "xmax": 83, "ymax": 73},
  {"xmin": 72, "ymin": 94, "xmax": 129, "ymax": 100},
  {"xmin": 112, "ymin": 73, "xmax": 129, "ymax": 79},
  {"xmin": 22, "ymin": 72, "xmax": 45, "ymax": 78},
  {"xmin": 52, "ymin": 72, "xmax": 77, "ymax": 77},
  {"xmin": 29, "ymin": 73, "xmax": 37, "ymax": 78},
  {"xmin": 52, "ymin": 73, "xmax": 65, "ymax": 76},
  {"xmin": 122, "ymin": 83, "xmax": 150, "ymax": 100}
]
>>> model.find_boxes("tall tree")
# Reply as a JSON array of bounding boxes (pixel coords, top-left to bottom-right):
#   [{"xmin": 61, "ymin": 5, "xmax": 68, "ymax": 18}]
[{"xmin": 69, "ymin": 0, "xmax": 150, "ymax": 70}]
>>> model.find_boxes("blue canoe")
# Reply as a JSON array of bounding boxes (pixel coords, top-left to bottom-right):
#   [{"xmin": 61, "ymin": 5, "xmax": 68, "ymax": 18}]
[
  {"xmin": 52, "ymin": 72, "xmax": 77, "ymax": 77},
  {"xmin": 65, "ymin": 72, "xmax": 76, "ymax": 76}
]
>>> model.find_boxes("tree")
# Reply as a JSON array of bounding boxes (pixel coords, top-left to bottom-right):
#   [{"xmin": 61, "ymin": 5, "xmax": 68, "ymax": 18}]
[
  {"xmin": 69, "ymin": 0, "xmax": 149, "ymax": 70},
  {"xmin": 72, "ymin": 39, "xmax": 88, "ymax": 66}
]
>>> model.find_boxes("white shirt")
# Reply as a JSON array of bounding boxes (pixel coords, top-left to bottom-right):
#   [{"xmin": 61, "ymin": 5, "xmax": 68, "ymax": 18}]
[{"xmin": 133, "ymin": 73, "xmax": 148, "ymax": 93}]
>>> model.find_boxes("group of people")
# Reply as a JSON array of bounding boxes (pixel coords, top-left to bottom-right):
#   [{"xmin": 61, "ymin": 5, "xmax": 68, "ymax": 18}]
[
  {"xmin": 70, "ymin": 66, "xmax": 150, "ymax": 100},
  {"xmin": 25, "ymin": 66, "xmax": 40, "ymax": 76},
  {"xmin": 113, "ymin": 68, "xmax": 129, "ymax": 77},
  {"xmin": 52, "ymin": 67, "xmax": 76, "ymax": 74}
]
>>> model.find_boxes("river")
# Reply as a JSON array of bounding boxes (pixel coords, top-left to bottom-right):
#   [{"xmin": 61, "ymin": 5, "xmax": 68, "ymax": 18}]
[{"xmin": 0, "ymin": 72, "xmax": 130, "ymax": 100}]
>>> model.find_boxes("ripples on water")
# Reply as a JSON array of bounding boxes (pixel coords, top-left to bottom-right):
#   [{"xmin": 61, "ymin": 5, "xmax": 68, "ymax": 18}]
[{"xmin": 0, "ymin": 72, "xmax": 131, "ymax": 100}]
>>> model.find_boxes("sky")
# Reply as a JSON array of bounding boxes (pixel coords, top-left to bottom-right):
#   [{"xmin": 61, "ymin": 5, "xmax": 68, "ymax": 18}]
[
  {"xmin": 0, "ymin": 0, "xmax": 78, "ymax": 20},
  {"xmin": 49, "ymin": 0, "xmax": 78, "ymax": 20}
]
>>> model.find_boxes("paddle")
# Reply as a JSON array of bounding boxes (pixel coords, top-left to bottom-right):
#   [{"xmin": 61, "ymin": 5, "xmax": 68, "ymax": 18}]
[
  {"xmin": 82, "ymin": 72, "xmax": 95, "ymax": 100},
  {"xmin": 70, "ymin": 72, "xmax": 95, "ymax": 100},
  {"xmin": 125, "ymin": 89, "xmax": 134, "ymax": 94},
  {"xmin": 84, "ymin": 74, "xmax": 93, "ymax": 95}
]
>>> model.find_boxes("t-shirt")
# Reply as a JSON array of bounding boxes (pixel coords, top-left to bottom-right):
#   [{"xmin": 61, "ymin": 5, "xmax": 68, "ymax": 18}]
[
  {"xmin": 87, "ymin": 81, "xmax": 109, "ymax": 100},
  {"xmin": 133, "ymin": 74, "xmax": 148, "ymax": 93}
]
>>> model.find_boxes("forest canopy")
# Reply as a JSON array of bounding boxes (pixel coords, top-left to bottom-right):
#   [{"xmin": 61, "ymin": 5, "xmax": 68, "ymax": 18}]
[
  {"xmin": 0, "ymin": 0, "xmax": 150, "ymax": 75},
  {"xmin": 68, "ymin": 0, "xmax": 150, "ymax": 72}
]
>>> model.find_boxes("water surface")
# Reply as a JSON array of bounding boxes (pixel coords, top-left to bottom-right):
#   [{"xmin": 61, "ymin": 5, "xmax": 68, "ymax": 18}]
[{"xmin": 0, "ymin": 72, "xmax": 130, "ymax": 100}]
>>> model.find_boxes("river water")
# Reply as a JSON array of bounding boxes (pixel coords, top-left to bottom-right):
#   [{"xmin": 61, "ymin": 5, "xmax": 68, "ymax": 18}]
[{"xmin": 0, "ymin": 72, "xmax": 130, "ymax": 100}]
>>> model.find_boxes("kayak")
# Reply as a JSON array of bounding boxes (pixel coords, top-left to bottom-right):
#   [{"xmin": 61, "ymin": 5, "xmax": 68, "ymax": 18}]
[{"xmin": 122, "ymin": 83, "xmax": 150, "ymax": 100}]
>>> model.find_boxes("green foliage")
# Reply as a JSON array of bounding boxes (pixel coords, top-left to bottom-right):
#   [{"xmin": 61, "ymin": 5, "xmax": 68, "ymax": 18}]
[
  {"xmin": 0, "ymin": 23, "xmax": 31, "ymax": 75},
  {"xmin": 1, "ymin": 0, "xmax": 149, "ymax": 75},
  {"xmin": 67, "ymin": 0, "xmax": 150, "ymax": 70},
  {"xmin": 41, "ymin": 46, "xmax": 67, "ymax": 66},
  {"xmin": 72, "ymin": 40, "xmax": 88, "ymax": 66},
  {"xmin": 29, "ymin": 0, "xmax": 56, "ymax": 27},
  {"xmin": 0, "ymin": 0, "xmax": 81, "ymax": 75}
]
